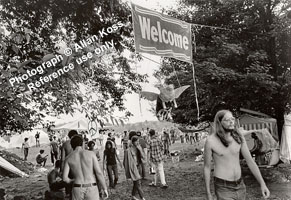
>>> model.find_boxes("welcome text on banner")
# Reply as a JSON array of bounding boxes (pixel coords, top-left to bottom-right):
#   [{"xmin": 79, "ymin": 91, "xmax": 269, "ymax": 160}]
[{"xmin": 131, "ymin": 3, "xmax": 193, "ymax": 64}]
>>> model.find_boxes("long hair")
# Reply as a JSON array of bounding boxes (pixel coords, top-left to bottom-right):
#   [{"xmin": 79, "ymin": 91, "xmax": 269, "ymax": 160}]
[
  {"xmin": 213, "ymin": 110, "xmax": 243, "ymax": 147},
  {"xmin": 105, "ymin": 141, "xmax": 114, "ymax": 152}
]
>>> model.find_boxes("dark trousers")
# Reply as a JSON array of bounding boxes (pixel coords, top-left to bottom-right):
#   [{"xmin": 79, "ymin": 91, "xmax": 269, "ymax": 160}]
[
  {"xmin": 107, "ymin": 164, "xmax": 118, "ymax": 187},
  {"xmin": 51, "ymin": 151, "xmax": 58, "ymax": 164},
  {"xmin": 138, "ymin": 163, "xmax": 147, "ymax": 179},
  {"xmin": 50, "ymin": 181, "xmax": 67, "ymax": 191},
  {"xmin": 132, "ymin": 180, "xmax": 144, "ymax": 199},
  {"xmin": 24, "ymin": 148, "xmax": 29, "ymax": 160}
]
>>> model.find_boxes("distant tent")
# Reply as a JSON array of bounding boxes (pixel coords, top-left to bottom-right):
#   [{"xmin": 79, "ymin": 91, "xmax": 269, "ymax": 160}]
[
  {"xmin": 0, "ymin": 130, "xmax": 49, "ymax": 149},
  {"xmin": 238, "ymin": 110, "xmax": 280, "ymax": 165},
  {"xmin": 0, "ymin": 156, "xmax": 28, "ymax": 177},
  {"xmin": 53, "ymin": 119, "xmax": 88, "ymax": 131},
  {"xmin": 238, "ymin": 114, "xmax": 278, "ymax": 140}
]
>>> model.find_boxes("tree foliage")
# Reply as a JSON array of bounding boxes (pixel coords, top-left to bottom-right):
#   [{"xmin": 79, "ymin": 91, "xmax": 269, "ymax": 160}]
[
  {"xmin": 157, "ymin": 0, "xmax": 291, "ymax": 135},
  {"xmin": 0, "ymin": 0, "xmax": 144, "ymax": 133}
]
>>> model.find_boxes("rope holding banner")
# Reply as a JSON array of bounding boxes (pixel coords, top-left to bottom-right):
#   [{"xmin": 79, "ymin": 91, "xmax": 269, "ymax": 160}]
[{"xmin": 192, "ymin": 63, "xmax": 200, "ymax": 121}]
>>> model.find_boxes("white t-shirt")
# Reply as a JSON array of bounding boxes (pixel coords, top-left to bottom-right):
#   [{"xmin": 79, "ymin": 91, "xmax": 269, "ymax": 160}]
[{"xmin": 23, "ymin": 141, "xmax": 29, "ymax": 148}]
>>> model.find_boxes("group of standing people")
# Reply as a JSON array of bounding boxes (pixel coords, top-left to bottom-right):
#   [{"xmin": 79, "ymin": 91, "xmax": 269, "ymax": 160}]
[
  {"xmin": 22, "ymin": 133, "xmax": 62, "ymax": 167},
  {"xmin": 21, "ymin": 131, "xmax": 41, "ymax": 161},
  {"xmin": 122, "ymin": 129, "xmax": 169, "ymax": 200},
  {"xmin": 24, "ymin": 109, "xmax": 272, "ymax": 200},
  {"xmin": 59, "ymin": 128, "xmax": 170, "ymax": 200},
  {"xmin": 46, "ymin": 127, "xmax": 169, "ymax": 200}
]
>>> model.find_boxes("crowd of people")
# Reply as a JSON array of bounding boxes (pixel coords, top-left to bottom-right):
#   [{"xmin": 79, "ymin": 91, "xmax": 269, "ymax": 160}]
[
  {"xmin": 18, "ymin": 109, "xmax": 272, "ymax": 200},
  {"xmin": 27, "ymin": 129, "xmax": 177, "ymax": 200},
  {"xmin": 40, "ymin": 128, "xmax": 177, "ymax": 200}
]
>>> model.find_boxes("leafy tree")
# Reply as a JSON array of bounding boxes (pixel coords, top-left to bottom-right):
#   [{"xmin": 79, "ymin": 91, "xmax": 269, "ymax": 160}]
[
  {"xmin": 157, "ymin": 0, "xmax": 291, "ymax": 139},
  {"xmin": 0, "ymin": 0, "xmax": 144, "ymax": 133}
]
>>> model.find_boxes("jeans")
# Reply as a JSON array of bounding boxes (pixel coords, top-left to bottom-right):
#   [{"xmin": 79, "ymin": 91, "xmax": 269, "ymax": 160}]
[
  {"xmin": 152, "ymin": 161, "xmax": 166, "ymax": 185},
  {"xmin": 72, "ymin": 186, "xmax": 99, "ymax": 200},
  {"xmin": 214, "ymin": 177, "xmax": 246, "ymax": 200},
  {"xmin": 132, "ymin": 180, "xmax": 144, "ymax": 199},
  {"xmin": 107, "ymin": 164, "xmax": 118, "ymax": 187}
]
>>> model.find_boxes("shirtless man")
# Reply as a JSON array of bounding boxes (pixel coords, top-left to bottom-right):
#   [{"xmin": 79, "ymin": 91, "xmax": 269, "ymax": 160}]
[
  {"xmin": 61, "ymin": 130, "xmax": 78, "ymax": 171},
  {"xmin": 63, "ymin": 135, "xmax": 108, "ymax": 200},
  {"xmin": 204, "ymin": 110, "xmax": 270, "ymax": 200}
]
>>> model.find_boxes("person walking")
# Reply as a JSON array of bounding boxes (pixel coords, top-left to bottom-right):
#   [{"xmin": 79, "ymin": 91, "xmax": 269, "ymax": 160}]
[
  {"xmin": 204, "ymin": 110, "xmax": 270, "ymax": 200},
  {"xmin": 62, "ymin": 135, "xmax": 108, "ymax": 200},
  {"xmin": 124, "ymin": 136, "xmax": 146, "ymax": 200},
  {"xmin": 103, "ymin": 140, "xmax": 122, "ymax": 189},
  {"xmin": 147, "ymin": 129, "xmax": 168, "ymax": 188}
]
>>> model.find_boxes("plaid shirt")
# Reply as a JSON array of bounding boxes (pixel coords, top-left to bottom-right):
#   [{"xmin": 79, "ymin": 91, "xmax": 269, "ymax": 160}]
[{"xmin": 148, "ymin": 136, "xmax": 164, "ymax": 163}]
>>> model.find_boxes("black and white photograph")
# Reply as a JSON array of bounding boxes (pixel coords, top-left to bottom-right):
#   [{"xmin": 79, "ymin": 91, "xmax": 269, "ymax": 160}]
[{"xmin": 0, "ymin": 0, "xmax": 291, "ymax": 199}]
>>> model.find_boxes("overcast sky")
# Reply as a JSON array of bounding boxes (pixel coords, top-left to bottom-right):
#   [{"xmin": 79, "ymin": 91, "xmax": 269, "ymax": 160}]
[{"xmin": 114, "ymin": 0, "xmax": 179, "ymax": 123}]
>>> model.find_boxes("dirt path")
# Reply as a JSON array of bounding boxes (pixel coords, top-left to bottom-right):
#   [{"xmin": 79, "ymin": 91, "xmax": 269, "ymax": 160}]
[{"xmin": 1, "ymin": 142, "xmax": 291, "ymax": 200}]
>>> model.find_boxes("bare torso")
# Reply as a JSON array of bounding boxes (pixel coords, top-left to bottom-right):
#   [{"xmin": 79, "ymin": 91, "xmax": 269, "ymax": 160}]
[
  {"xmin": 66, "ymin": 149, "xmax": 97, "ymax": 184},
  {"xmin": 63, "ymin": 140, "xmax": 73, "ymax": 157},
  {"xmin": 209, "ymin": 134, "xmax": 241, "ymax": 181}
]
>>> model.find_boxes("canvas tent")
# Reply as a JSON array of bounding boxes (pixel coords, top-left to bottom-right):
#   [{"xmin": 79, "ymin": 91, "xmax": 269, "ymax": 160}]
[
  {"xmin": 53, "ymin": 119, "xmax": 88, "ymax": 131},
  {"xmin": 0, "ymin": 156, "xmax": 28, "ymax": 177},
  {"xmin": 0, "ymin": 130, "xmax": 49, "ymax": 149},
  {"xmin": 238, "ymin": 112, "xmax": 280, "ymax": 165},
  {"xmin": 239, "ymin": 114, "xmax": 278, "ymax": 140}
]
